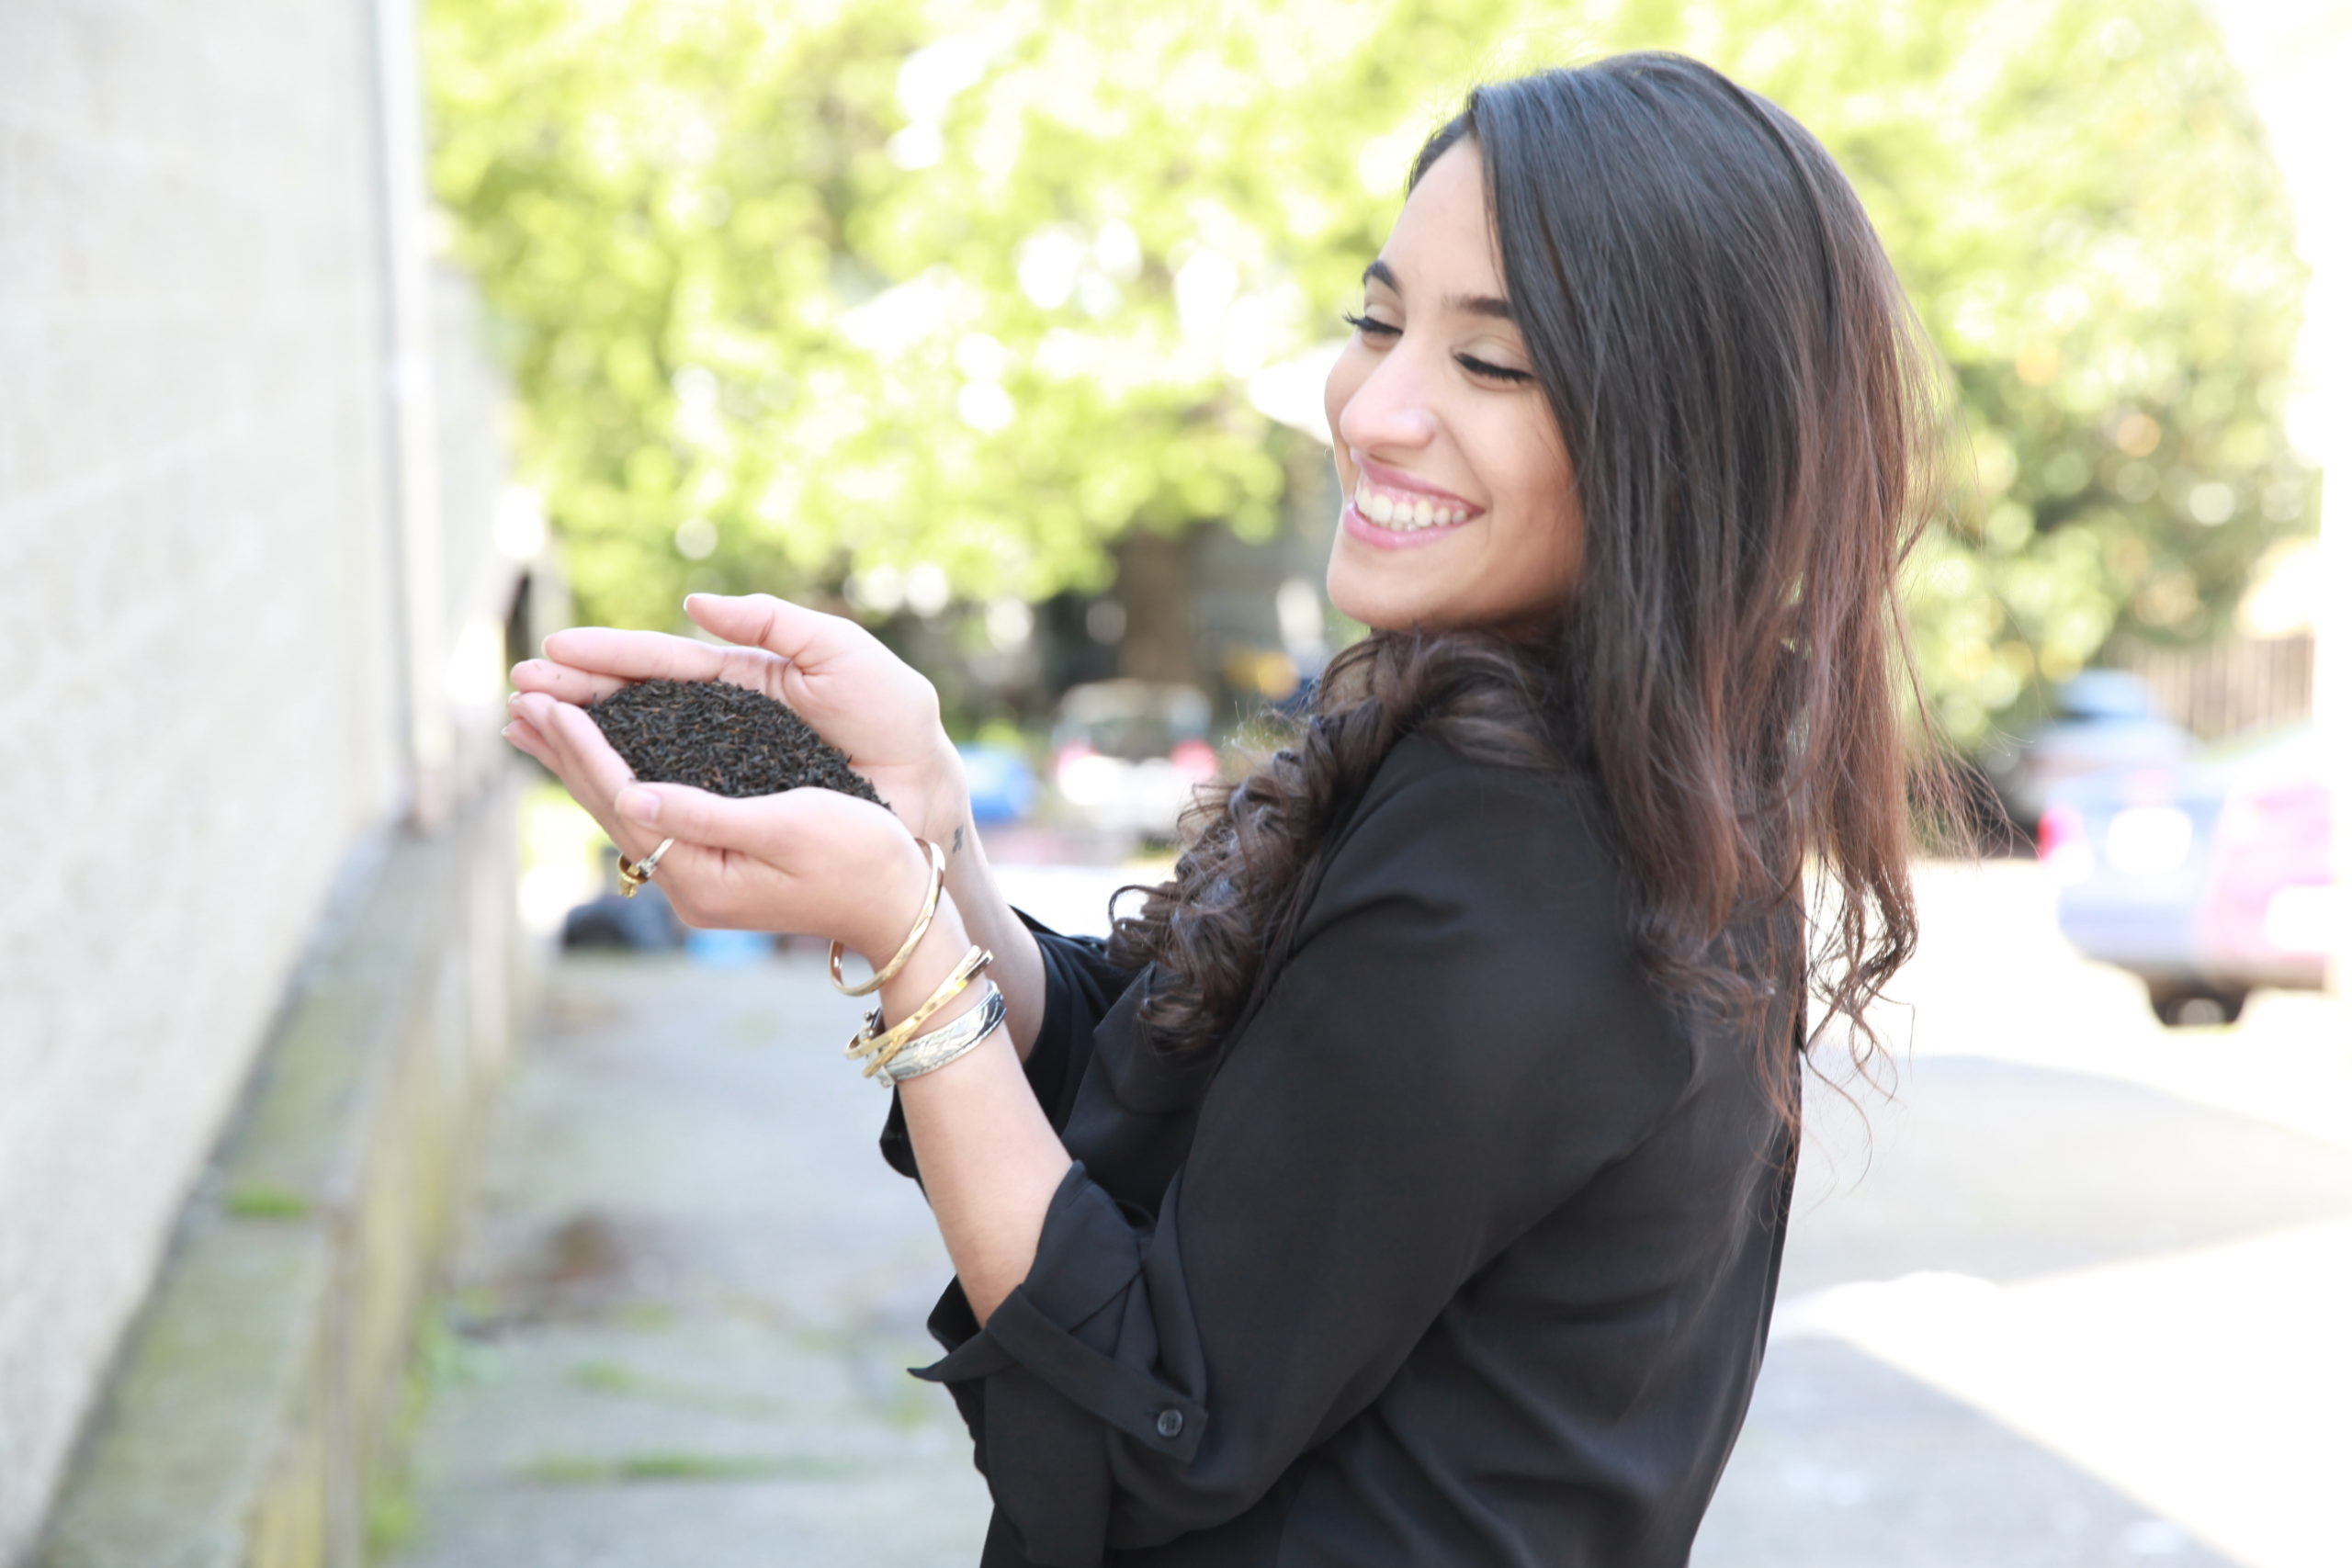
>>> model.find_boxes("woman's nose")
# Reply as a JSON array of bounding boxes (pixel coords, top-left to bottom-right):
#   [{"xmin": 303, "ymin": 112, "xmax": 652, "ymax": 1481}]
[{"xmin": 1335, "ymin": 351, "xmax": 1439, "ymax": 454}]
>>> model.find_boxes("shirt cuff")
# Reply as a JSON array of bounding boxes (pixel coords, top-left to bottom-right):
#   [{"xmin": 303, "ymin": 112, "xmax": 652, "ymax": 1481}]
[{"xmin": 910, "ymin": 1160, "xmax": 1207, "ymax": 1464}]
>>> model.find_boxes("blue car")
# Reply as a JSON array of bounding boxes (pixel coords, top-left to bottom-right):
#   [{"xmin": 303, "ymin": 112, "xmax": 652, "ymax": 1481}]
[{"xmin": 957, "ymin": 740, "xmax": 1038, "ymax": 826}]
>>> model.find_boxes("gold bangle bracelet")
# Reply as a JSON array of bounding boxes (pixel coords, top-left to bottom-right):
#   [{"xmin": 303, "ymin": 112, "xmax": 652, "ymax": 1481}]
[
  {"xmin": 845, "ymin": 944, "xmax": 993, "ymax": 1069},
  {"xmin": 844, "ymin": 943, "xmax": 995, "ymax": 1069},
  {"xmin": 828, "ymin": 838, "xmax": 946, "ymax": 997},
  {"xmin": 864, "ymin": 979, "xmax": 1006, "ymax": 1080}
]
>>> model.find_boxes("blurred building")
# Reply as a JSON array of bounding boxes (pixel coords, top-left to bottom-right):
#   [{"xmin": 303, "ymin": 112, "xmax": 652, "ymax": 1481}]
[
  {"xmin": 0, "ymin": 4, "xmax": 540, "ymax": 1562},
  {"xmin": 2105, "ymin": 631, "xmax": 2315, "ymax": 744},
  {"xmin": 981, "ymin": 454, "xmax": 1345, "ymax": 740},
  {"xmin": 892, "ymin": 458, "xmax": 1346, "ymax": 749}
]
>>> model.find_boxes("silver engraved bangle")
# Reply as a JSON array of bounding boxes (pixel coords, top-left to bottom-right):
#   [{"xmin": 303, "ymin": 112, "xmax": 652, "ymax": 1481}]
[{"xmin": 877, "ymin": 982, "xmax": 1008, "ymax": 1084}]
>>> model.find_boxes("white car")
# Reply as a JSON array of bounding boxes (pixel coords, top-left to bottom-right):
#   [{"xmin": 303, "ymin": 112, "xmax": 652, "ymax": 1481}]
[
  {"xmin": 1983, "ymin": 670, "xmax": 2194, "ymax": 830},
  {"xmin": 2042, "ymin": 721, "xmax": 2340, "ymax": 1025},
  {"xmin": 1048, "ymin": 680, "xmax": 1222, "ymax": 848}
]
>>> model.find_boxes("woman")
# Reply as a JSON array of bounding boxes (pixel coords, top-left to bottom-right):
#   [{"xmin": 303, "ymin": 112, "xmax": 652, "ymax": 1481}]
[{"xmin": 505, "ymin": 51, "xmax": 1945, "ymax": 1567}]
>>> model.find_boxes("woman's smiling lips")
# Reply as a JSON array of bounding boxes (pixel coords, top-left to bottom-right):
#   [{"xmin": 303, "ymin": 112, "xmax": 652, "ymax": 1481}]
[{"xmin": 1343, "ymin": 457, "xmax": 1482, "ymax": 548}]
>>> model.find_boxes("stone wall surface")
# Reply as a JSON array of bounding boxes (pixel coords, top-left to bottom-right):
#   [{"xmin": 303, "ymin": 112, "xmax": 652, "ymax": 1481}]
[
  {"xmin": 32, "ymin": 786, "xmax": 529, "ymax": 1568},
  {"xmin": 0, "ymin": 3, "xmax": 519, "ymax": 1561}
]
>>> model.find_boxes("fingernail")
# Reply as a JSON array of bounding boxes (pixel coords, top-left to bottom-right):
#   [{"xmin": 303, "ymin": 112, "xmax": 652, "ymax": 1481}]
[
  {"xmin": 506, "ymin": 692, "xmax": 521, "ymax": 707},
  {"xmin": 619, "ymin": 789, "xmax": 660, "ymax": 823}
]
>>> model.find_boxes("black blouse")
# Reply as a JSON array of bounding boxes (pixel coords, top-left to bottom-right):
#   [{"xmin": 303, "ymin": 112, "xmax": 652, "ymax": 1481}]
[{"xmin": 879, "ymin": 727, "xmax": 1798, "ymax": 1568}]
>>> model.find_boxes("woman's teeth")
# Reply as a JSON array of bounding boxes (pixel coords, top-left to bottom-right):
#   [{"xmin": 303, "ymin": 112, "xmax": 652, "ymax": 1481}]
[{"xmin": 1354, "ymin": 476, "xmax": 1469, "ymax": 530}]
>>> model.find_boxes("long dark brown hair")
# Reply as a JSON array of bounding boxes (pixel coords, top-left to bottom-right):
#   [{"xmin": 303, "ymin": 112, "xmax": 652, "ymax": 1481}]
[{"xmin": 1103, "ymin": 53, "xmax": 1955, "ymax": 1137}]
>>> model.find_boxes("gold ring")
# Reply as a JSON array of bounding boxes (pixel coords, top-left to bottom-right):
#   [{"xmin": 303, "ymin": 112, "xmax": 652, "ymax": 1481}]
[{"xmin": 618, "ymin": 837, "xmax": 675, "ymax": 897}]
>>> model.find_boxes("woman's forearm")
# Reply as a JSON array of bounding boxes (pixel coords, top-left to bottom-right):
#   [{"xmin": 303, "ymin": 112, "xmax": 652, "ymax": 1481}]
[
  {"xmin": 924, "ymin": 792, "xmax": 1051, "ymax": 1064},
  {"xmin": 875, "ymin": 891, "xmax": 1069, "ymax": 1324}
]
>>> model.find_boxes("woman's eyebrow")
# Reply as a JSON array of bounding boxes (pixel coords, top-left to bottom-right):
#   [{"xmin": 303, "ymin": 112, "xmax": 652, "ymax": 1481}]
[{"xmin": 1362, "ymin": 257, "xmax": 1515, "ymax": 321}]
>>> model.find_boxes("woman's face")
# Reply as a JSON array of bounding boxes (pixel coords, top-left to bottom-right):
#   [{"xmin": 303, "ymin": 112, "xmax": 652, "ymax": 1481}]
[{"xmin": 1322, "ymin": 140, "xmax": 1581, "ymax": 637}]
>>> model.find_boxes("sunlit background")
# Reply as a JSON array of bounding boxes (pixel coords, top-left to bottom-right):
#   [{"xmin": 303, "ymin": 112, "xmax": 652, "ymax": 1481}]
[{"xmin": 3, "ymin": 2, "xmax": 2346, "ymax": 1566}]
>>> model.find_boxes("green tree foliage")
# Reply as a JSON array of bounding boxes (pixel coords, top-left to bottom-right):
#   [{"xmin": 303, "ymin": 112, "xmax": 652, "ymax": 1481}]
[{"xmin": 424, "ymin": 0, "xmax": 2308, "ymax": 746}]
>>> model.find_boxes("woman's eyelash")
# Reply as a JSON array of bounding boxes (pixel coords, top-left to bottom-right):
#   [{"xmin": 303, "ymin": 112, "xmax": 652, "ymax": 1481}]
[
  {"xmin": 1342, "ymin": 311, "xmax": 1533, "ymax": 384},
  {"xmin": 1456, "ymin": 355, "xmax": 1533, "ymax": 384}
]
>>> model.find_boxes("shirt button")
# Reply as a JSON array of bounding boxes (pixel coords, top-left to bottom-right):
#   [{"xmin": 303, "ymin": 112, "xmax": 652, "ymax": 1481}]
[{"xmin": 1155, "ymin": 1409, "xmax": 1185, "ymax": 1439}]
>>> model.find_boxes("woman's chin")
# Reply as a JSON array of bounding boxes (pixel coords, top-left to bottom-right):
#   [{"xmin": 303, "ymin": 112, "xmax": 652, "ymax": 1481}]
[{"xmin": 1327, "ymin": 574, "xmax": 1416, "ymax": 636}]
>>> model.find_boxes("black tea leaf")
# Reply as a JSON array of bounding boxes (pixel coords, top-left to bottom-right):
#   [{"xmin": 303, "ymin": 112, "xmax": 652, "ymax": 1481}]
[{"xmin": 582, "ymin": 678, "xmax": 888, "ymax": 808}]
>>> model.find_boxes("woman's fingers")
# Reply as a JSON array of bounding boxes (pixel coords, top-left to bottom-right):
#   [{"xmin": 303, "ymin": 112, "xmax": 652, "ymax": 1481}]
[
  {"xmin": 603, "ymin": 780, "xmax": 907, "ymax": 939},
  {"xmin": 501, "ymin": 716, "xmax": 559, "ymax": 772},
  {"xmin": 511, "ymin": 693, "xmax": 749, "ymax": 919},
  {"xmin": 608, "ymin": 780, "xmax": 822, "ymax": 864},
  {"xmin": 514, "ymin": 694, "xmax": 644, "ymax": 852},
  {"xmin": 685, "ymin": 592, "xmax": 862, "ymax": 667},
  {"xmin": 535, "ymin": 699, "xmax": 640, "ymax": 807},
  {"xmin": 509, "ymin": 658, "xmax": 629, "ymax": 705},
  {"xmin": 538, "ymin": 626, "xmax": 737, "ymax": 685}
]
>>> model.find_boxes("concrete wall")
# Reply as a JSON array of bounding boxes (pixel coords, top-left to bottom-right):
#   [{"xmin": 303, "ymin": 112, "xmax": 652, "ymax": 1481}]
[
  {"xmin": 0, "ymin": 4, "xmax": 518, "ymax": 1559},
  {"xmin": 32, "ymin": 789, "xmax": 529, "ymax": 1568}
]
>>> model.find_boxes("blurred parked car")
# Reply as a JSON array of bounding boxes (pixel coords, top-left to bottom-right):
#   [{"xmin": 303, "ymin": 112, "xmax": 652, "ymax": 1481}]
[
  {"xmin": 956, "ymin": 740, "xmax": 1039, "ymax": 825},
  {"xmin": 1049, "ymin": 679, "xmax": 1221, "ymax": 847},
  {"xmin": 561, "ymin": 854, "xmax": 686, "ymax": 951},
  {"xmin": 2041, "ymin": 721, "xmax": 2338, "ymax": 1025},
  {"xmin": 1984, "ymin": 670, "xmax": 2195, "ymax": 830}
]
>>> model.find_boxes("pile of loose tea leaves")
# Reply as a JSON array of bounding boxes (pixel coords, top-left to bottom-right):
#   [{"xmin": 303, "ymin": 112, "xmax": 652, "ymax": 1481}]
[{"xmin": 583, "ymin": 678, "xmax": 888, "ymax": 807}]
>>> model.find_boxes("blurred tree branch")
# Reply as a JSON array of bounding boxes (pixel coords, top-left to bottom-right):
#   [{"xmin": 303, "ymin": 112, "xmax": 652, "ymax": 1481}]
[{"xmin": 424, "ymin": 0, "xmax": 2311, "ymax": 749}]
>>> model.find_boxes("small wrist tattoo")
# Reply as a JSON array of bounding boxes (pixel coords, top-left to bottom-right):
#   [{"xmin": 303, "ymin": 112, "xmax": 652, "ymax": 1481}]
[{"xmin": 951, "ymin": 825, "xmax": 965, "ymax": 855}]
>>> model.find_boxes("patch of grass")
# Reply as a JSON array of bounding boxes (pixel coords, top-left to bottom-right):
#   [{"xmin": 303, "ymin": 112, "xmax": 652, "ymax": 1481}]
[
  {"xmin": 514, "ymin": 1451, "xmax": 865, "ymax": 1486},
  {"xmin": 571, "ymin": 1359, "xmax": 638, "ymax": 1394},
  {"xmin": 364, "ymin": 1481, "xmax": 420, "ymax": 1559},
  {"xmin": 414, "ymin": 1304, "xmax": 493, "ymax": 1389},
  {"xmin": 224, "ymin": 1184, "xmax": 311, "ymax": 1220},
  {"xmin": 882, "ymin": 1374, "xmax": 942, "ymax": 1431},
  {"xmin": 566, "ymin": 1359, "xmax": 788, "ymax": 1419},
  {"xmin": 609, "ymin": 1300, "xmax": 679, "ymax": 1332},
  {"xmin": 364, "ymin": 1303, "xmax": 482, "ymax": 1561}
]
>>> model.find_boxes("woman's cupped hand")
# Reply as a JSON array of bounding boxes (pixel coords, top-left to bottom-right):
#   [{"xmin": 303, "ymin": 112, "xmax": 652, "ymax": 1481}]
[
  {"xmin": 507, "ymin": 592, "xmax": 971, "ymax": 849},
  {"xmin": 501, "ymin": 592, "xmax": 954, "ymax": 958}
]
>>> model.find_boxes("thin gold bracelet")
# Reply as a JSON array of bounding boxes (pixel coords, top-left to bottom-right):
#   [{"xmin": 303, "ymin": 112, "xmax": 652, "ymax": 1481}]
[
  {"xmin": 843, "ymin": 943, "xmax": 995, "ymax": 1069},
  {"xmin": 828, "ymin": 838, "xmax": 945, "ymax": 997}
]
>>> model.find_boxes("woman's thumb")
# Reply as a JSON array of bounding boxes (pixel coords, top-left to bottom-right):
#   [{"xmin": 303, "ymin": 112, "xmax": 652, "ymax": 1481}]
[{"xmin": 613, "ymin": 782, "xmax": 780, "ymax": 855}]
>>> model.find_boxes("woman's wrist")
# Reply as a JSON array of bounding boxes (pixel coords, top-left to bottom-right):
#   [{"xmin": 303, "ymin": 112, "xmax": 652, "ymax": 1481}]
[
  {"xmin": 875, "ymin": 883, "xmax": 984, "ymax": 1034},
  {"xmin": 915, "ymin": 736, "xmax": 975, "ymax": 852},
  {"xmin": 867, "ymin": 773, "xmax": 1049, "ymax": 1068},
  {"xmin": 925, "ymin": 804, "xmax": 1050, "ymax": 1065}
]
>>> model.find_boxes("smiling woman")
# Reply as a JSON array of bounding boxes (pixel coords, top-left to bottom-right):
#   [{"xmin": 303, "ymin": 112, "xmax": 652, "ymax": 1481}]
[
  {"xmin": 505, "ymin": 48, "xmax": 1955, "ymax": 1568},
  {"xmin": 866, "ymin": 51, "xmax": 1958, "ymax": 1568},
  {"xmin": 1113, "ymin": 52, "xmax": 1955, "ymax": 1148}
]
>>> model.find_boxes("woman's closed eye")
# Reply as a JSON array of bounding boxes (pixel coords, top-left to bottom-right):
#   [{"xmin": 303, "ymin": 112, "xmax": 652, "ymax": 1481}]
[
  {"xmin": 1340, "ymin": 310, "xmax": 1533, "ymax": 385},
  {"xmin": 1455, "ymin": 353, "xmax": 1532, "ymax": 385}
]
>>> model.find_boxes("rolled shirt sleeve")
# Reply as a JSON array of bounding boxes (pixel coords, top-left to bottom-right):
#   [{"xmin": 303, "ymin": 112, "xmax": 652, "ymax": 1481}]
[
  {"xmin": 880, "ymin": 904, "xmax": 1144, "ymax": 1184},
  {"xmin": 910, "ymin": 761, "xmax": 1697, "ymax": 1566}
]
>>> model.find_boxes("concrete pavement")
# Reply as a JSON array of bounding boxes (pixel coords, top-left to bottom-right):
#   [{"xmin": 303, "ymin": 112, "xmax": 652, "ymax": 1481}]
[
  {"xmin": 378, "ymin": 952, "xmax": 993, "ymax": 1568},
  {"xmin": 383, "ymin": 858, "xmax": 2352, "ymax": 1567},
  {"xmin": 1694, "ymin": 862, "xmax": 2352, "ymax": 1568}
]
